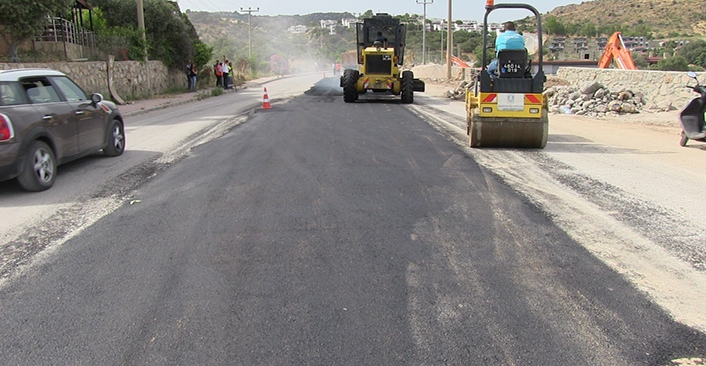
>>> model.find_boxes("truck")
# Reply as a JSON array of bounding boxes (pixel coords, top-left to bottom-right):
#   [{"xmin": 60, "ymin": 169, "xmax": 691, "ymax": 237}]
[
  {"xmin": 340, "ymin": 50, "xmax": 358, "ymax": 70},
  {"xmin": 340, "ymin": 13, "xmax": 425, "ymax": 103}
]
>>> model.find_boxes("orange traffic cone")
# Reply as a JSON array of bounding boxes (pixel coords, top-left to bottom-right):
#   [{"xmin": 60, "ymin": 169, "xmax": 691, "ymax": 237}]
[{"xmin": 262, "ymin": 87, "xmax": 272, "ymax": 109}]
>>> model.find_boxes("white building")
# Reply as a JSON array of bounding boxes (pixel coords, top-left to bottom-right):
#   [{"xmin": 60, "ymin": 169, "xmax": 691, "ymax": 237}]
[
  {"xmin": 287, "ymin": 25, "xmax": 307, "ymax": 34},
  {"xmin": 341, "ymin": 18, "xmax": 358, "ymax": 28},
  {"xmin": 320, "ymin": 19, "xmax": 337, "ymax": 29},
  {"xmin": 455, "ymin": 20, "xmax": 483, "ymax": 32}
]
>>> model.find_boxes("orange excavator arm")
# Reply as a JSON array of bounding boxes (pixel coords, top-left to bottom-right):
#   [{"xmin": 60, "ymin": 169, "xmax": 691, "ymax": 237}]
[{"xmin": 597, "ymin": 32, "xmax": 637, "ymax": 70}]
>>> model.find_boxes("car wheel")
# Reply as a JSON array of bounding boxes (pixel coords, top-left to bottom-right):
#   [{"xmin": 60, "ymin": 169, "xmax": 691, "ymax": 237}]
[
  {"xmin": 17, "ymin": 140, "xmax": 57, "ymax": 192},
  {"xmin": 104, "ymin": 119, "xmax": 125, "ymax": 157}
]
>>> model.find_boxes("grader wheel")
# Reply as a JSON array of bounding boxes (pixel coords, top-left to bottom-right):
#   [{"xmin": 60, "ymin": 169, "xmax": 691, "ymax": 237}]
[
  {"xmin": 401, "ymin": 70, "xmax": 414, "ymax": 104},
  {"xmin": 343, "ymin": 69, "xmax": 359, "ymax": 103}
]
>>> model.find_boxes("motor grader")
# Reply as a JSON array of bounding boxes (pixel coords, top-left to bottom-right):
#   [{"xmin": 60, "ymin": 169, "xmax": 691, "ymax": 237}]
[
  {"xmin": 340, "ymin": 13, "xmax": 425, "ymax": 103},
  {"xmin": 465, "ymin": 1, "xmax": 548, "ymax": 148}
]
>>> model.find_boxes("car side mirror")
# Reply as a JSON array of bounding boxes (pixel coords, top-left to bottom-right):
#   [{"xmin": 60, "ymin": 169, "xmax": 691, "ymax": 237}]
[{"xmin": 91, "ymin": 93, "xmax": 103, "ymax": 105}]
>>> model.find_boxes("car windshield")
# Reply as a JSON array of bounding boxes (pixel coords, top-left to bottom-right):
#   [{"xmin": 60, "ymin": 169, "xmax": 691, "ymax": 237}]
[{"xmin": 50, "ymin": 76, "xmax": 87, "ymax": 102}]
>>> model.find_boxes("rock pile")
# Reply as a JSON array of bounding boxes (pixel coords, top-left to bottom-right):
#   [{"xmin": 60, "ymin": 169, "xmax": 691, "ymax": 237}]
[
  {"xmin": 443, "ymin": 80, "xmax": 471, "ymax": 100},
  {"xmin": 544, "ymin": 81, "xmax": 649, "ymax": 117}
]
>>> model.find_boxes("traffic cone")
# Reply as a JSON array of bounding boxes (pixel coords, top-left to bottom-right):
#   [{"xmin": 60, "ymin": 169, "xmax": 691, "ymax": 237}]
[{"xmin": 262, "ymin": 87, "xmax": 272, "ymax": 109}]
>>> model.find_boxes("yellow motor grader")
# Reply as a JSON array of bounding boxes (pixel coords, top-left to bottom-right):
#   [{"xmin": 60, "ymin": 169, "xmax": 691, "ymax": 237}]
[
  {"xmin": 340, "ymin": 13, "xmax": 425, "ymax": 103},
  {"xmin": 465, "ymin": 1, "xmax": 548, "ymax": 148}
]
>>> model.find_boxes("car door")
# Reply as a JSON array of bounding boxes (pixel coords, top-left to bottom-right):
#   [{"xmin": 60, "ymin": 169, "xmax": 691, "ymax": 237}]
[
  {"xmin": 49, "ymin": 76, "xmax": 105, "ymax": 153},
  {"xmin": 21, "ymin": 78, "xmax": 79, "ymax": 159}
]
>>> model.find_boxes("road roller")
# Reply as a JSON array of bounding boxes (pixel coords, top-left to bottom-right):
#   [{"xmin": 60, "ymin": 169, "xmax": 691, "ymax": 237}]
[{"xmin": 465, "ymin": 1, "xmax": 548, "ymax": 148}]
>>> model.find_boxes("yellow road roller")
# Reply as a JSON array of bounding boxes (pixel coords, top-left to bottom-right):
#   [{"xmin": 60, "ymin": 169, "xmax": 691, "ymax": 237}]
[{"xmin": 466, "ymin": 1, "xmax": 548, "ymax": 148}]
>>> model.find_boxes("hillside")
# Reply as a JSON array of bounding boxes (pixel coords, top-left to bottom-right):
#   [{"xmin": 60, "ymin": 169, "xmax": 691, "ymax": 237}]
[
  {"xmin": 545, "ymin": 0, "xmax": 706, "ymax": 37},
  {"xmin": 185, "ymin": 3, "xmax": 705, "ymax": 70},
  {"xmin": 186, "ymin": 11, "xmax": 357, "ymax": 71}
]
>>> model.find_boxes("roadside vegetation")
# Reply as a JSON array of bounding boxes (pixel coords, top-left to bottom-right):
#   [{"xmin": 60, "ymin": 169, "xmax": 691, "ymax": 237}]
[{"xmin": 2, "ymin": 0, "xmax": 705, "ymax": 76}]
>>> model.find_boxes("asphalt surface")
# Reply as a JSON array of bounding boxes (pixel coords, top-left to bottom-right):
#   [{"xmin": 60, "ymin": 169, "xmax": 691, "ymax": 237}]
[{"xmin": 0, "ymin": 77, "xmax": 705, "ymax": 364}]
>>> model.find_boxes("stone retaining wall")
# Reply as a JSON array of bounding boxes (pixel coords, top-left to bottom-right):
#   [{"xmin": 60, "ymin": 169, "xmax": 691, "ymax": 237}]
[
  {"xmin": 556, "ymin": 67, "xmax": 706, "ymax": 111},
  {"xmin": 0, "ymin": 60, "xmax": 185, "ymax": 102}
]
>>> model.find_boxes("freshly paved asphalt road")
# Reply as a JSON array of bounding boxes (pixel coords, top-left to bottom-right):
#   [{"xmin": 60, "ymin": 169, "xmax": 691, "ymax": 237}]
[{"xmin": 0, "ymin": 78, "xmax": 705, "ymax": 364}]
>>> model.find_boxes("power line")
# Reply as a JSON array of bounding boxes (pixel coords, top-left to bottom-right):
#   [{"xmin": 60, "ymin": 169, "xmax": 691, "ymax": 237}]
[
  {"xmin": 179, "ymin": 0, "xmax": 219, "ymax": 12},
  {"xmin": 180, "ymin": 0, "xmax": 249, "ymax": 13}
]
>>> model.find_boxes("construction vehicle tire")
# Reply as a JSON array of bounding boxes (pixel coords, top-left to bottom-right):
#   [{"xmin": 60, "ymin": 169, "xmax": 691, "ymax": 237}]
[
  {"xmin": 401, "ymin": 70, "xmax": 414, "ymax": 104},
  {"xmin": 469, "ymin": 110, "xmax": 548, "ymax": 148},
  {"xmin": 343, "ymin": 69, "xmax": 359, "ymax": 103}
]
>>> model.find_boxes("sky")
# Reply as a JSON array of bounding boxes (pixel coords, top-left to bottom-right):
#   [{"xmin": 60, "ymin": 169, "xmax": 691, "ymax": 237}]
[{"xmin": 177, "ymin": 0, "xmax": 584, "ymax": 22}]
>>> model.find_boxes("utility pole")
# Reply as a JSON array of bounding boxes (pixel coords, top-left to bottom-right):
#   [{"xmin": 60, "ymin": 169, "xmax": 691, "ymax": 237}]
[
  {"xmin": 241, "ymin": 7, "xmax": 259, "ymax": 59},
  {"xmin": 440, "ymin": 22, "xmax": 444, "ymax": 63},
  {"xmin": 136, "ymin": 0, "xmax": 150, "ymax": 95},
  {"xmin": 446, "ymin": 0, "xmax": 452, "ymax": 79},
  {"xmin": 416, "ymin": 0, "xmax": 433, "ymax": 65}
]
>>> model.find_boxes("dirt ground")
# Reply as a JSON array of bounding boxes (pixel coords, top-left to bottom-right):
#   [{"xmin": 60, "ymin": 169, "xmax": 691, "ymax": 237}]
[{"xmin": 421, "ymin": 79, "xmax": 683, "ymax": 131}]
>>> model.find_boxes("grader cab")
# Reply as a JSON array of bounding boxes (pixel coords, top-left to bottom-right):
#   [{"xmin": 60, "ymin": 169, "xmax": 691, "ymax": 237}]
[
  {"xmin": 465, "ymin": 2, "xmax": 548, "ymax": 148},
  {"xmin": 340, "ymin": 13, "xmax": 425, "ymax": 103}
]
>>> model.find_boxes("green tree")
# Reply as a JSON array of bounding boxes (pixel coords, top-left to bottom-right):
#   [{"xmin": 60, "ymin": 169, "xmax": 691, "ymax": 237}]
[
  {"xmin": 624, "ymin": 24, "xmax": 653, "ymax": 39},
  {"xmin": 651, "ymin": 55, "xmax": 689, "ymax": 71},
  {"xmin": 544, "ymin": 16, "xmax": 566, "ymax": 36},
  {"xmin": 0, "ymin": 0, "xmax": 74, "ymax": 62},
  {"xmin": 472, "ymin": 33, "xmax": 497, "ymax": 67},
  {"xmin": 578, "ymin": 23, "xmax": 597, "ymax": 38},
  {"xmin": 677, "ymin": 39, "xmax": 706, "ymax": 68},
  {"xmin": 453, "ymin": 30, "xmax": 482, "ymax": 54},
  {"xmin": 91, "ymin": 0, "xmax": 200, "ymax": 68},
  {"xmin": 631, "ymin": 52, "xmax": 648, "ymax": 69},
  {"xmin": 193, "ymin": 40, "xmax": 213, "ymax": 70}
]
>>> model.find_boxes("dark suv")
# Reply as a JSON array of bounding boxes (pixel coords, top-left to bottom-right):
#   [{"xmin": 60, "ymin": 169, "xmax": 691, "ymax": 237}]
[{"xmin": 0, "ymin": 68, "xmax": 125, "ymax": 191}]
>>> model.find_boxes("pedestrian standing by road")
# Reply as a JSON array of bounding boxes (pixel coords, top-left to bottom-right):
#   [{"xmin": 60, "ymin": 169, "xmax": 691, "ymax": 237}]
[
  {"xmin": 213, "ymin": 61, "xmax": 223, "ymax": 86},
  {"xmin": 215, "ymin": 61, "xmax": 223, "ymax": 87},
  {"xmin": 186, "ymin": 59, "xmax": 194, "ymax": 91},
  {"xmin": 227, "ymin": 62, "xmax": 235, "ymax": 90},
  {"xmin": 186, "ymin": 60, "xmax": 197, "ymax": 92},
  {"xmin": 223, "ymin": 60, "xmax": 230, "ymax": 89}
]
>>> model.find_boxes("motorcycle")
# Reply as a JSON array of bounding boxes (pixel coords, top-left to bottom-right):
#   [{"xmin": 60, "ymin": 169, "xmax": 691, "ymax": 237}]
[{"xmin": 678, "ymin": 71, "xmax": 706, "ymax": 147}]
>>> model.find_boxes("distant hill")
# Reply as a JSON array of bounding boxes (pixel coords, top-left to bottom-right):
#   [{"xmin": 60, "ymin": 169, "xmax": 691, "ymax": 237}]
[
  {"xmin": 186, "ymin": 11, "xmax": 357, "ymax": 71},
  {"xmin": 543, "ymin": 0, "xmax": 706, "ymax": 37}
]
